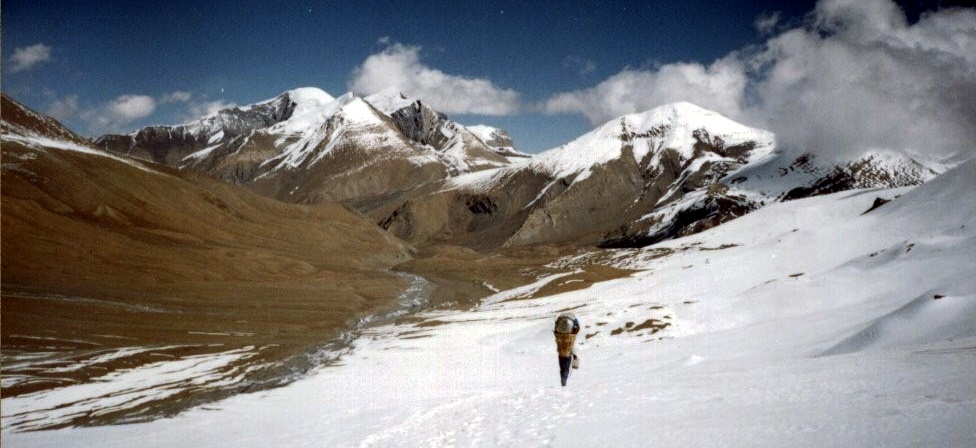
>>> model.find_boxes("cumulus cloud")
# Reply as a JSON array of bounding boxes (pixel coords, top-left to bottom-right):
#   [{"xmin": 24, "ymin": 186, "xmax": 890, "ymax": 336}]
[
  {"xmin": 751, "ymin": 0, "xmax": 976, "ymax": 162},
  {"xmin": 45, "ymin": 95, "xmax": 80, "ymax": 121},
  {"xmin": 349, "ymin": 41, "xmax": 520, "ymax": 115},
  {"xmin": 186, "ymin": 100, "xmax": 237, "ymax": 118},
  {"xmin": 542, "ymin": 0, "xmax": 976, "ymax": 163},
  {"xmin": 82, "ymin": 94, "xmax": 157, "ymax": 134},
  {"xmin": 9, "ymin": 43, "xmax": 53, "ymax": 73},
  {"xmin": 159, "ymin": 91, "xmax": 237, "ymax": 121},
  {"xmin": 754, "ymin": 11, "xmax": 782, "ymax": 35},
  {"xmin": 107, "ymin": 95, "xmax": 156, "ymax": 121},
  {"xmin": 542, "ymin": 56, "xmax": 748, "ymax": 125}
]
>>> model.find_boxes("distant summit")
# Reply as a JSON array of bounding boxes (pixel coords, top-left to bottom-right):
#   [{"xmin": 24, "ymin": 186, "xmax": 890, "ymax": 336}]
[
  {"xmin": 93, "ymin": 91, "xmax": 946, "ymax": 249},
  {"xmin": 96, "ymin": 87, "xmax": 521, "ymax": 214},
  {"xmin": 377, "ymin": 102, "xmax": 775, "ymax": 248}
]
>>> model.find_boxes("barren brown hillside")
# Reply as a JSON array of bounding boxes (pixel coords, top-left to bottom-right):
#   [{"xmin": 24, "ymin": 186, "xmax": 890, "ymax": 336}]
[{"xmin": 0, "ymin": 95, "xmax": 417, "ymax": 423}]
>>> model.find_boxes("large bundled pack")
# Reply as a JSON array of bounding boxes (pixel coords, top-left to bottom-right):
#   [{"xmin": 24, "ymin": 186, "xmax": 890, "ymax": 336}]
[{"xmin": 554, "ymin": 313, "xmax": 579, "ymax": 334}]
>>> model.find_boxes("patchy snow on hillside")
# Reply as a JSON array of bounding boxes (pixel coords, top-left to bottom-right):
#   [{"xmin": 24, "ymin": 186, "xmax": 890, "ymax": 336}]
[
  {"xmin": 2, "ymin": 126, "xmax": 159, "ymax": 174},
  {"xmin": 5, "ymin": 161, "xmax": 974, "ymax": 447}
]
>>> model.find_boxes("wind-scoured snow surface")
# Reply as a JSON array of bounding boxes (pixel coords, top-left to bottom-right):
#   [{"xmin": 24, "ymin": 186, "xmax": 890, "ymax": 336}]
[{"xmin": 6, "ymin": 161, "xmax": 975, "ymax": 447}]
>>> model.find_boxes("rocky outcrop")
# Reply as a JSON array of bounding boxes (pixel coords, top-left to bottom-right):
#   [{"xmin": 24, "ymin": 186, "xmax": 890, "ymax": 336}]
[
  {"xmin": 780, "ymin": 153, "xmax": 937, "ymax": 200},
  {"xmin": 96, "ymin": 88, "xmax": 517, "ymax": 214},
  {"xmin": 375, "ymin": 102, "xmax": 778, "ymax": 249},
  {"xmin": 93, "ymin": 88, "xmax": 943, "ymax": 251},
  {"xmin": 95, "ymin": 92, "xmax": 297, "ymax": 167},
  {"xmin": 371, "ymin": 90, "xmax": 511, "ymax": 174}
]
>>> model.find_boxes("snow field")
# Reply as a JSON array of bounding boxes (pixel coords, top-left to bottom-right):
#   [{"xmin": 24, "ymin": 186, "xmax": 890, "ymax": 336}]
[{"xmin": 5, "ymin": 161, "xmax": 975, "ymax": 447}]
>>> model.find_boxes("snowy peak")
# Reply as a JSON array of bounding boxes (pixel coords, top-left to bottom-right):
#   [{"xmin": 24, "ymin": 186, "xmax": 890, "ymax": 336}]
[
  {"xmin": 619, "ymin": 101, "xmax": 775, "ymax": 158},
  {"xmin": 266, "ymin": 91, "xmax": 381, "ymax": 137},
  {"xmin": 466, "ymin": 125, "xmax": 509, "ymax": 147},
  {"xmin": 533, "ymin": 101, "xmax": 775, "ymax": 183},
  {"xmin": 281, "ymin": 87, "xmax": 335, "ymax": 107},
  {"xmin": 725, "ymin": 149, "xmax": 941, "ymax": 201},
  {"xmin": 380, "ymin": 102, "xmax": 781, "ymax": 248},
  {"xmin": 364, "ymin": 87, "xmax": 414, "ymax": 116},
  {"xmin": 97, "ymin": 86, "xmax": 518, "ymax": 177},
  {"xmin": 467, "ymin": 125, "xmax": 530, "ymax": 159}
]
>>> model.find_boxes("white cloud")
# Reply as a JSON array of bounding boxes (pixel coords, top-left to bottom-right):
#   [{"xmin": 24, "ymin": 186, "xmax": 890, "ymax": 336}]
[
  {"xmin": 186, "ymin": 100, "xmax": 237, "ymax": 118},
  {"xmin": 82, "ymin": 94, "xmax": 157, "ymax": 134},
  {"xmin": 754, "ymin": 11, "xmax": 782, "ymax": 35},
  {"xmin": 750, "ymin": 0, "xmax": 976, "ymax": 162},
  {"xmin": 542, "ymin": 0, "xmax": 976, "ymax": 163},
  {"xmin": 542, "ymin": 56, "xmax": 749, "ymax": 125},
  {"xmin": 45, "ymin": 95, "xmax": 80, "ymax": 121},
  {"xmin": 160, "ymin": 91, "xmax": 192, "ymax": 104},
  {"xmin": 107, "ymin": 95, "xmax": 156, "ymax": 121},
  {"xmin": 348, "ymin": 41, "xmax": 520, "ymax": 116},
  {"xmin": 10, "ymin": 43, "xmax": 52, "ymax": 73}
]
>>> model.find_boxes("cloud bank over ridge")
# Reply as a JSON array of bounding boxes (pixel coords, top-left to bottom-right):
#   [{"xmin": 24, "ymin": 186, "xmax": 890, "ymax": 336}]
[
  {"xmin": 348, "ymin": 40, "xmax": 520, "ymax": 116},
  {"xmin": 541, "ymin": 0, "xmax": 976, "ymax": 162}
]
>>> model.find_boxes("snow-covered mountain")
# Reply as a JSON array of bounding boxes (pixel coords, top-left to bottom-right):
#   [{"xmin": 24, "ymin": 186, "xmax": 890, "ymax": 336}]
[
  {"xmin": 96, "ymin": 88, "xmax": 517, "ymax": 212},
  {"xmin": 96, "ymin": 88, "xmax": 306, "ymax": 166},
  {"xmin": 97, "ymin": 89, "xmax": 940, "ymax": 250},
  {"xmin": 377, "ymin": 102, "xmax": 780, "ymax": 248},
  {"xmin": 365, "ymin": 88, "xmax": 514, "ymax": 173},
  {"xmin": 466, "ymin": 124, "xmax": 531, "ymax": 161},
  {"xmin": 386, "ymin": 100, "xmax": 943, "ymax": 249}
]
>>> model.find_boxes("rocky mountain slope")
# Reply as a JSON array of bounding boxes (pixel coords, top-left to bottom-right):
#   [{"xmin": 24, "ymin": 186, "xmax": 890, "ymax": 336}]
[
  {"xmin": 96, "ymin": 88, "xmax": 514, "ymax": 213},
  {"xmin": 1, "ymin": 94, "xmax": 414, "ymax": 422},
  {"xmin": 375, "ymin": 101, "xmax": 941, "ymax": 249},
  {"xmin": 97, "ymin": 88, "xmax": 937, "ymax": 249},
  {"xmin": 96, "ymin": 87, "xmax": 941, "ymax": 251},
  {"xmin": 374, "ymin": 102, "xmax": 777, "ymax": 248}
]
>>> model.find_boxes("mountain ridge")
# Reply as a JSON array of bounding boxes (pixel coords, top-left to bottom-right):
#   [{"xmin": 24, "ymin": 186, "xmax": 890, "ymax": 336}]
[{"xmin": 86, "ymin": 88, "xmax": 947, "ymax": 249}]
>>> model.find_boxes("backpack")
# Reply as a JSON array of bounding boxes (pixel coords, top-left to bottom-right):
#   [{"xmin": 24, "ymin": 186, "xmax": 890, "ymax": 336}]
[{"xmin": 554, "ymin": 313, "xmax": 579, "ymax": 334}]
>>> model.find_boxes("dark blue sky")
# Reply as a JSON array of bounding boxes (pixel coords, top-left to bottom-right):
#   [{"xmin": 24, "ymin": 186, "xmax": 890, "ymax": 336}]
[{"xmin": 2, "ymin": 0, "xmax": 963, "ymax": 152}]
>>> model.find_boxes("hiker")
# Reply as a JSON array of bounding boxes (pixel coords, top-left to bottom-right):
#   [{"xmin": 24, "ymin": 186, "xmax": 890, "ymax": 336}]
[{"xmin": 554, "ymin": 313, "xmax": 580, "ymax": 386}]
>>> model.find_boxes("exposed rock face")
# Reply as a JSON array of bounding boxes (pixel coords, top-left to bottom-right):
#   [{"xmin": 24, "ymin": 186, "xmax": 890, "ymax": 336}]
[
  {"xmin": 780, "ymin": 153, "xmax": 937, "ymax": 200},
  {"xmin": 376, "ymin": 102, "xmax": 779, "ymax": 248},
  {"xmin": 369, "ymin": 90, "xmax": 511, "ymax": 175},
  {"xmin": 94, "ymin": 89, "xmax": 944, "ymax": 251},
  {"xmin": 96, "ymin": 88, "xmax": 515, "ymax": 214},
  {"xmin": 95, "ymin": 92, "xmax": 297, "ymax": 166}
]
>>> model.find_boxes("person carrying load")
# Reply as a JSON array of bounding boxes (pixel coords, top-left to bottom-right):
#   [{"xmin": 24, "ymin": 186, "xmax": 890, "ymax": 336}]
[{"xmin": 553, "ymin": 313, "xmax": 581, "ymax": 386}]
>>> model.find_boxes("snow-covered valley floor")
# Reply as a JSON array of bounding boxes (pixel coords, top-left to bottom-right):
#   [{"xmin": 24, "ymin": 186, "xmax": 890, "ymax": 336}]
[{"xmin": 4, "ymin": 161, "xmax": 975, "ymax": 447}]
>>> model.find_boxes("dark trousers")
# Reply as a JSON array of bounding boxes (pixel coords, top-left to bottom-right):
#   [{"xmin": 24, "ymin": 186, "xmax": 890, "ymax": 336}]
[{"xmin": 558, "ymin": 356, "xmax": 572, "ymax": 386}]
